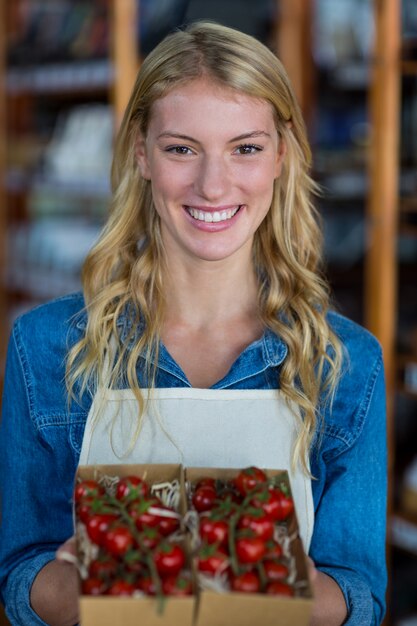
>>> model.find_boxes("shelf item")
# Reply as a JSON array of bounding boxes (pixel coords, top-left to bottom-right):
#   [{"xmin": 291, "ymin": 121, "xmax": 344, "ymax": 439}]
[
  {"xmin": 391, "ymin": 514, "xmax": 417, "ymax": 557},
  {"xmin": 6, "ymin": 60, "xmax": 113, "ymax": 95}
]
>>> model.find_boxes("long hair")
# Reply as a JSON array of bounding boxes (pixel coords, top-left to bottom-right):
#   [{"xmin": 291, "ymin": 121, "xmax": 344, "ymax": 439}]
[{"xmin": 66, "ymin": 21, "xmax": 342, "ymax": 472}]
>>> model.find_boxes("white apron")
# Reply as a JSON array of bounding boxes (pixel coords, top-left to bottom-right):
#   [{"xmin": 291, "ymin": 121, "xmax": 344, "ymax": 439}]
[{"xmin": 79, "ymin": 387, "xmax": 314, "ymax": 551}]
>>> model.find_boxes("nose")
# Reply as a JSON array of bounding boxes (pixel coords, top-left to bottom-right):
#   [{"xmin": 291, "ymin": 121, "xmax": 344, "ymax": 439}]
[{"xmin": 194, "ymin": 155, "xmax": 230, "ymax": 202}]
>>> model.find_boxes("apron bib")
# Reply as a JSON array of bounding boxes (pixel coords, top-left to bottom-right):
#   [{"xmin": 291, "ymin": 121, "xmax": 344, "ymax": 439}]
[{"xmin": 79, "ymin": 387, "xmax": 314, "ymax": 550}]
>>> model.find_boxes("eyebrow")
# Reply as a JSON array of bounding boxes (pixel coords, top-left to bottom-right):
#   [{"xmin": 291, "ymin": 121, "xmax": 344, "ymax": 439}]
[{"xmin": 156, "ymin": 130, "xmax": 271, "ymax": 143}]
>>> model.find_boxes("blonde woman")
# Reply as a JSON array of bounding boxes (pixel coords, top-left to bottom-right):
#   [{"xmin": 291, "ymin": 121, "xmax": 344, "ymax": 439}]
[{"xmin": 0, "ymin": 22, "xmax": 386, "ymax": 626}]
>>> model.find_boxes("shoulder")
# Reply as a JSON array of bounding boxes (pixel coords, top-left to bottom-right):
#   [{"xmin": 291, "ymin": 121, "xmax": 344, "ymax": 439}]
[
  {"xmin": 320, "ymin": 310, "xmax": 385, "ymax": 453},
  {"xmin": 11, "ymin": 292, "xmax": 86, "ymax": 380},
  {"xmin": 14, "ymin": 292, "xmax": 86, "ymax": 344},
  {"xmin": 326, "ymin": 309, "xmax": 382, "ymax": 369}
]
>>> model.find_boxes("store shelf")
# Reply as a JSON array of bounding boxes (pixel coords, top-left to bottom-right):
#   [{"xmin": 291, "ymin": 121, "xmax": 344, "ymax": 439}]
[{"xmin": 6, "ymin": 60, "xmax": 113, "ymax": 95}]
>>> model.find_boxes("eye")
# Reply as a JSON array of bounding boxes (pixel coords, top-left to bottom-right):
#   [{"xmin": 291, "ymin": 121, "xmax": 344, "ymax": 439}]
[
  {"xmin": 234, "ymin": 144, "xmax": 263, "ymax": 155},
  {"xmin": 165, "ymin": 145, "xmax": 193, "ymax": 155}
]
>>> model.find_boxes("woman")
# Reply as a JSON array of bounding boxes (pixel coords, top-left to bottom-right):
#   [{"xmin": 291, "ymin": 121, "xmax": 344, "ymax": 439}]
[{"xmin": 0, "ymin": 21, "xmax": 386, "ymax": 626}]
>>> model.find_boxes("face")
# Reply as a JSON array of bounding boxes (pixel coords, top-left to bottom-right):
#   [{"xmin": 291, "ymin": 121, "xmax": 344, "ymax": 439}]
[{"xmin": 136, "ymin": 77, "xmax": 286, "ymax": 265}]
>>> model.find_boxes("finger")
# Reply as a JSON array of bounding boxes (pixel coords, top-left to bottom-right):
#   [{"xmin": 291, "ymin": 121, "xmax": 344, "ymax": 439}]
[{"xmin": 56, "ymin": 537, "xmax": 77, "ymax": 564}]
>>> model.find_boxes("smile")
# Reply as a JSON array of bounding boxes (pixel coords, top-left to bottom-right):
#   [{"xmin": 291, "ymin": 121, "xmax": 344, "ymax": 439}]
[{"xmin": 185, "ymin": 206, "xmax": 241, "ymax": 223}]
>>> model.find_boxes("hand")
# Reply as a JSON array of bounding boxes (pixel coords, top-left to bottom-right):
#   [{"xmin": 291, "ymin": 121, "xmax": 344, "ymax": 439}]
[
  {"xmin": 307, "ymin": 557, "xmax": 347, "ymax": 626},
  {"xmin": 56, "ymin": 536, "xmax": 78, "ymax": 565},
  {"xmin": 30, "ymin": 536, "xmax": 79, "ymax": 626}
]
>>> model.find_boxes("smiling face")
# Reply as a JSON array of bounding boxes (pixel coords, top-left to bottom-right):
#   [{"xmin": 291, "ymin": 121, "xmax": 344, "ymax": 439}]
[{"xmin": 136, "ymin": 77, "xmax": 286, "ymax": 266}]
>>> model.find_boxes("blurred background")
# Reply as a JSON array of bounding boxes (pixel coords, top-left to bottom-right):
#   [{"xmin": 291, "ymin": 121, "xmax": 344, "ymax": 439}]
[{"xmin": 0, "ymin": 0, "xmax": 416, "ymax": 624}]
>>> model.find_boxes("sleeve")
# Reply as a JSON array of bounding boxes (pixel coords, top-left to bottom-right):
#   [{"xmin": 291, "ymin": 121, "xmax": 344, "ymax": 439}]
[
  {"xmin": 0, "ymin": 322, "xmax": 75, "ymax": 626},
  {"xmin": 310, "ymin": 349, "xmax": 387, "ymax": 626}
]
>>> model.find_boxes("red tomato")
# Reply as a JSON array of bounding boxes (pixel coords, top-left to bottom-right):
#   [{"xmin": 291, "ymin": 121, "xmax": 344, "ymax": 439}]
[
  {"xmin": 237, "ymin": 512, "xmax": 274, "ymax": 541},
  {"xmin": 234, "ymin": 466, "xmax": 267, "ymax": 496},
  {"xmin": 265, "ymin": 581, "xmax": 294, "ymax": 596},
  {"xmin": 104, "ymin": 525, "xmax": 134, "ymax": 556},
  {"xmin": 107, "ymin": 580, "xmax": 136, "ymax": 596},
  {"xmin": 124, "ymin": 550, "xmax": 145, "ymax": 575},
  {"xmin": 199, "ymin": 517, "xmax": 229, "ymax": 547},
  {"xmin": 230, "ymin": 571, "xmax": 260, "ymax": 593},
  {"xmin": 195, "ymin": 477, "xmax": 217, "ymax": 491},
  {"xmin": 154, "ymin": 543, "xmax": 185, "ymax": 577},
  {"xmin": 265, "ymin": 540, "xmax": 283, "ymax": 560},
  {"xmin": 74, "ymin": 480, "xmax": 105, "ymax": 504},
  {"xmin": 250, "ymin": 487, "xmax": 282, "ymax": 521},
  {"xmin": 276, "ymin": 491, "xmax": 294, "ymax": 520},
  {"xmin": 86, "ymin": 513, "xmax": 119, "ymax": 546},
  {"xmin": 82, "ymin": 577, "xmax": 106, "ymax": 595},
  {"xmin": 162, "ymin": 574, "xmax": 193, "ymax": 596},
  {"xmin": 157, "ymin": 505, "xmax": 181, "ymax": 536},
  {"xmin": 89, "ymin": 557, "xmax": 118, "ymax": 580},
  {"xmin": 263, "ymin": 560, "xmax": 289, "ymax": 581},
  {"xmin": 235, "ymin": 537, "xmax": 266, "ymax": 564},
  {"xmin": 77, "ymin": 496, "xmax": 95, "ymax": 524},
  {"xmin": 128, "ymin": 496, "xmax": 163, "ymax": 530},
  {"xmin": 196, "ymin": 546, "xmax": 229, "ymax": 575},
  {"xmin": 136, "ymin": 575, "xmax": 156, "ymax": 595},
  {"xmin": 116, "ymin": 475, "xmax": 148, "ymax": 501},
  {"xmin": 192, "ymin": 486, "xmax": 217, "ymax": 512}
]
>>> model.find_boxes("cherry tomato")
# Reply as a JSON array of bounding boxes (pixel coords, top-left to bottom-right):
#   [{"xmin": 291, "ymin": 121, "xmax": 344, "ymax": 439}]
[
  {"xmin": 74, "ymin": 480, "xmax": 105, "ymax": 504},
  {"xmin": 157, "ymin": 505, "xmax": 181, "ymax": 536},
  {"xmin": 115, "ymin": 475, "xmax": 148, "ymax": 501},
  {"xmin": 192, "ymin": 486, "xmax": 217, "ymax": 512},
  {"xmin": 162, "ymin": 574, "xmax": 193, "ymax": 596},
  {"xmin": 89, "ymin": 556, "xmax": 118, "ymax": 580},
  {"xmin": 250, "ymin": 487, "xmax": 282, "ymax": 521},
  {"xmin": 237, "ymin": 512, "xmax": 274, "ymax": 541},
  {"xmin": 195, "ymin": 477, "xmax": 217, "ymax": 491},
  {"xmin": 263, "ymin": 560, "xmax": 289, "ymax": 581},
  {"xmin": 235, "ymin": 537, "xmax": 266, "ymax": 564},
  {"xmin": 82, "ymin": 577, "xmax": 107, "ymax": 595},
  {"xmin": 276, "ymin": 490, "xmax": 294, "ymax": 520},
  {"xmin": 128, "ymin": 496, "xmax": 163, "ymax": 530},
  {"xmin": 230, "ymin": 571, "xmax": 260, "ymax": 593},
  {"xmin": 77, "ymin": 496, "xmax": 95, "ymax": 524},
  {"xmin": 196, "ymin": 545, "xmax": 229, "ymax": 575},
  {"xmin": 234, "ymin": 466, "xmax": 267, "ymax": 496},
  {"xmin": 154, "ymin": 543, "xmax": 185, "ymax": 577},
  {"xmin": 104, "ymin": 525, "xmax": 134, "ymax": 556},
  {"xmin": 137, "ymin": 527, "xmax": 161, "ymax": 550},
  {"xmin": 199, "ymin": 517, "xmax": 229, "ymax": 547},
  {"xmin": 107, "ymin": 580, "xmax": 136, "ymax": 596},
  {"xmin": 86, "ymin": 513, "xmax": 119, "ymax": 546},
  {"xmin": 265, "ymin": 540, "xmax": 283, "ymax": 560},
  {"xmin": 265, "ymin": 581, "xmax": 294, "ymax": 596},
  {"xmin": 136, "ymin": 575, "xmax": 156, "ymax": 595}
]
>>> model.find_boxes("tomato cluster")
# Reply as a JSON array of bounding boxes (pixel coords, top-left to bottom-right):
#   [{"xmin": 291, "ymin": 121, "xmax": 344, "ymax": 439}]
[
  {"xmin": 75, "ymin": 467, "xmax": 297, "ymax": 600},
  {"xmin": 191, "ymin": 466, "xmax": 295, "ymax": 596},
  {"xmin": 75, "ymin": 475, "xmax": 192, "ymax": 597}
]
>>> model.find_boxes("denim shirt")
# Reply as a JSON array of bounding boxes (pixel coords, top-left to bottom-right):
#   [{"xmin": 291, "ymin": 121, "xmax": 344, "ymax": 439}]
[{"xmin": 0, "ymin": 292, "xmax": 387, "ymax": 626}]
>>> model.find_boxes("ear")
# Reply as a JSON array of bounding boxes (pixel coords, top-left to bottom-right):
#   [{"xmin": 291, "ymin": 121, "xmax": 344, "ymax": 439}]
[
  {"xmin": 274, "ymin": 135, "xmax": 287, "ymax": 179},
  {"xmin": 135, "ymin": 135, "xmax": 151, "ymax": 180}
]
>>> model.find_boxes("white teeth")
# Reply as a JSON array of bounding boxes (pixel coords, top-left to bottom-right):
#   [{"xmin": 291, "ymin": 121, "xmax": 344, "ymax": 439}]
[{"xmin": 187, "ymin": 206, "xmax": 240, "ymax": 222}]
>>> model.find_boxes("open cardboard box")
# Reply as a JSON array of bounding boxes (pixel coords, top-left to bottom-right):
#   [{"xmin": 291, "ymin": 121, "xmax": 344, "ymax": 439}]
[
  {"xmin": 75, "ymin": 464, "xmax": 196, "ymax": 626},
  {"xmin": 185, "ymin": 467, "xmax": 313, "ymax": 626},
  {"xmin": 75, "ymin": 464, "xmax": 313, "ymax": 626}
]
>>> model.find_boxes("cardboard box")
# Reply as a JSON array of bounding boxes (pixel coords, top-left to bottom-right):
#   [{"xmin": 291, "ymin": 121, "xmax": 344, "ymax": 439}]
[
  {"xmin": 75, "ymin": 464, "xmax": 196, "ymax": 626},
  {"xmin": 185, "ymin": 467, "xmax": 313, "ymax": 626},
  {"xmin": 75, "ymin": 464, "xmax": 313, "ymax": 626}
]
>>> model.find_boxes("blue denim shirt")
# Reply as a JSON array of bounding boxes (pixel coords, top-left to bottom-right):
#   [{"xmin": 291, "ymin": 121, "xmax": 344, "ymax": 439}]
[{"xmin": 0, "ymin": 292, "xmax": 387, "ymax": 625}]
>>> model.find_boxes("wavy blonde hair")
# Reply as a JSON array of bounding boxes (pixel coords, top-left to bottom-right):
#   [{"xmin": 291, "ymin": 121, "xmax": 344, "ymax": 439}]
[{"xmin": 67, "ymin": 21, "xmax": 342, "ymax": 471}]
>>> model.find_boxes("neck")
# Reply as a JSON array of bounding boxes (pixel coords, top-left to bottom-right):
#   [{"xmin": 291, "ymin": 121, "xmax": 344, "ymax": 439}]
[{"xmin": 161, "ymin": 254, "xmax": 260, "ymax": 330}]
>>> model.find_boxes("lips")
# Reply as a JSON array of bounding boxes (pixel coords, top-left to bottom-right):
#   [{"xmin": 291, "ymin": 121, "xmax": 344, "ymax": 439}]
[{"xmin": 185, "ymin": 206, "xmax": 241, "ymax": 223}]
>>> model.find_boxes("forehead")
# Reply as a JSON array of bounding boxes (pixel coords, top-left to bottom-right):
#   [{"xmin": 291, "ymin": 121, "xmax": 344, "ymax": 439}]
[{"xmin": 148, "ymin": 78, "xmax": 276, "ymax": 132}]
